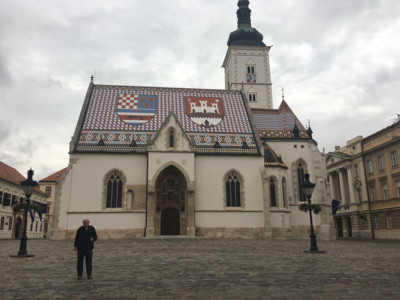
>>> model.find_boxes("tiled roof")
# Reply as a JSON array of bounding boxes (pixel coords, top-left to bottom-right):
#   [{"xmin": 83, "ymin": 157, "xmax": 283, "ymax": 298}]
[
  {"xmin": 39, "ymin": 167, "xmax": 67, "ymax": 182},
  {"xmin": 263, "ymin": 145, "xmax": 288, "ymax": 168},
  {"xmin": 0, "ymin": 162, "xmax": 46, "ymax": 196},
  {"xmin": 74, "ymin": 85, "xmax": 259, "ymax": 154},
  {"xmin": 252, "ymin": 100, "xmax": 310, "ymax": 140},
  {"xmin": 0, "ymin": 161, "xmax": 26, "ymax": 186}
]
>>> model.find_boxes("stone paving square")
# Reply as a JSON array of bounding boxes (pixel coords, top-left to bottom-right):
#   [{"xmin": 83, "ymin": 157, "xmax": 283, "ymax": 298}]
[{"xmin": 1, "ymin": 238, "xmax": 400, "ymax": 299}]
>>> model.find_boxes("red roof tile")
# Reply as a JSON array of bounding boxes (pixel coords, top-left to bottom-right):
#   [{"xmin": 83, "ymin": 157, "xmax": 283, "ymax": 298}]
[
  {"xmin": 0, "ymin": 161, "xmax": 26, "ymax": 186},
  {"xmin": 0, "ymin": 161, "xmax": 48, "ymax": 196},
  {"xmin": 39, "ymin": 168, "xmax": 67, "ymax": 182}
]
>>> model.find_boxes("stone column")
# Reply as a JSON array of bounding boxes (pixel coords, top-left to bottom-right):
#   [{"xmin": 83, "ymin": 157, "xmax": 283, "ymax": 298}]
[
  {"xmin": 346, "ymin": 166, "xmax": 356, "ymax": 204},
  {"xmin": 145, "ymin": 191, "xmax": 155, "ymax": 237},
  {"xmin": 328, "ymin": 173, "xmax": 336, "ymax": 200},
  {"xmin": 186, "ymin": 188, "xmax": 195, "ymax": 237},
  {"xmin": 338, "ymin": 169, "xmax": 347, "ymax": 204},
  {"xmin": 261, "ymin": 168, "xmax": 272, "ymax": 239}
]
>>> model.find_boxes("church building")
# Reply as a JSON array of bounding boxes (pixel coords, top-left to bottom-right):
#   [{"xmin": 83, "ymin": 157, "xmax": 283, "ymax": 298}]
[{"xmin": 51, "ymin": 1, "xmax": 333, "ymax": 240}]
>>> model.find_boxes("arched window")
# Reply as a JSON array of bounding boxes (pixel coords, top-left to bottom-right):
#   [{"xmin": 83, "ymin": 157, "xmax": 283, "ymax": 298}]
[
  {"xmin": 297, "ymin": 163, "xmax": 306, "ymax": 202},
  {"xmin": 248, "ymin": 93, "xmax": 256, "ymax": 102},
  {"xmin": 226, "ymin": 172, "xmax": 241, "ymax": 207},
  {"xmin": 270, "ymin": 178, "xmax": 277, "ymax": 207},
  {"xmin": 106, "ymin": 172, "xmax": 123, "ymax": 208},
  {"xmin": 169, "ymin": 128, "xmax": 175, "ymax": 148},
  {"xmin": 282, "ymin": 177, "xmax": 288, "ymax": 208}
]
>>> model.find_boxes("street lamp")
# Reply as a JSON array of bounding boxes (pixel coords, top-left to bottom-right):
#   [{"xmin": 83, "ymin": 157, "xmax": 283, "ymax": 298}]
[
  {"xmin": 10, "ymin": 169, "xmax": 38, "ymax": 258},
  {"xmin": 302, "ymin": 173, "xmax": 325, "ymax": 253}
]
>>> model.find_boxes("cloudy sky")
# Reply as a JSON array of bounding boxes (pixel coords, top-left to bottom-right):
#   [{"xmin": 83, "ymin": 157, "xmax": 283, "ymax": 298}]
[{"xmin": 1, "ymin": 0, "xmax": 399, "ymax": 180}]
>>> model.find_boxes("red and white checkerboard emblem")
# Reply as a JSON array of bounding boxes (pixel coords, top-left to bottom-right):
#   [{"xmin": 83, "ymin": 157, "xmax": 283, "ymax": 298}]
[
  {"xmin": 117, "ymin": 93, "xmax": 157, "ymax": 126},
  {"xmin": 118, "ymin": 94, "xmax": 138, "ymax": 109}
]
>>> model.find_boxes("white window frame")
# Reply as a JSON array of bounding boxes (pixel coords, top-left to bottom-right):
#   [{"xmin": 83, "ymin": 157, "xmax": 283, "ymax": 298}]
[
  {"xmin": 386, "ymin": 214, "xmax": 393, "ymax": 230},
  {"xmin": 354, "ymin": 164, "xmax": 359, "ymax": 177},
  {"xmin": 396, "ymin": 180, "xmax": 400, "ymax": 198},
  {"xmin": 391, "ymin": 151, "xmax": 398, "ymax": 167},
  {"xmin": 367, "ymin": 160, "xmax": 373, "ymax": 173},
  {"xmin": 378, "ymin": 156, "xmax": 385, "ymax": 171},
  {"xmin": 370, "ymin": 186, "xmax": 376, "ymax": 201},
  {"xmin": 382, "ymin": 183, "xmax": 388, "ymax": 200},
  {"xmin": 373, "ymin": 215, "xmax": 379, "ymax": 230}
]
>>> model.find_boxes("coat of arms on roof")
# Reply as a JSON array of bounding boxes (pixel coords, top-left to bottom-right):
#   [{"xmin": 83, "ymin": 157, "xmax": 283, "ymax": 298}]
[
  {"xmin": 185, "ymin": 97, "xmax": 224, "ymax": 128},
  {"xmin": 117, "ymin": 94, "xmax": 157, "ymax": 126}
]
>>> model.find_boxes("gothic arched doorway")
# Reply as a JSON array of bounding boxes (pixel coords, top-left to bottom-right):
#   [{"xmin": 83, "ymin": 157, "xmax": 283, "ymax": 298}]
[
  {"xmin": 155, "ymin": 165, "xmax": 187, "ymax": 236},
  {"xmin": 161, "ymin": 208, "xmax": 180, "ymax": 235}
]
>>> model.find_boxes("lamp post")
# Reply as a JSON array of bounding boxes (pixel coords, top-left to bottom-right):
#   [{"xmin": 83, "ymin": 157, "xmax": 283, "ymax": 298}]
[
  {"xmin": 10, "ymin": 169, "xmax": 38, "ymax": 258},
  {"xmin": 302, "ymin": 173, "xmax": 325, "ymax": 253}
]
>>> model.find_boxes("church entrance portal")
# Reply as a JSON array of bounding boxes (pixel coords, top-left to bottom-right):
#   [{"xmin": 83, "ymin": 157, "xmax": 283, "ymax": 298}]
[
  {"xmin": 161, "ymin": 208, "xmax": 180, "ymax": 235},
  {"xmin": 155, "ymin": 166, "xmax": 187, "ymax": 235}
]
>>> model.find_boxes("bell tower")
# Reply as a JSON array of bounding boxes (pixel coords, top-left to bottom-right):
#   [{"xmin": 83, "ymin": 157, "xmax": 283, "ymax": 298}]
[{"xmin": 222, "ymin": 0, "xmax": 273, "ymax": 109}]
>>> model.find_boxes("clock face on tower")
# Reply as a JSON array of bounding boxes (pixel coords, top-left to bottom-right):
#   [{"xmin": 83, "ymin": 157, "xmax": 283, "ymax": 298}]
[{"xmin": 247, "ymin": 74, "xmax": 256, "ymax": 83}]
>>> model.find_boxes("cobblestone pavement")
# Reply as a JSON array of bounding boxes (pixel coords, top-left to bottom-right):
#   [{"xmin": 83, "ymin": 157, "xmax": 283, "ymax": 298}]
[{"xmin": 1, "ymin": 238, "xmax": 400, "ymax": 300}]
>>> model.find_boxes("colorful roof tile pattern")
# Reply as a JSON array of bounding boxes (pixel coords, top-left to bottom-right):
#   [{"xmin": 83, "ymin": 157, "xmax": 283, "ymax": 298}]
[
  {"xmin": 263, "ymin": 145, "xmax": 288, "ymax": 169},
  {"xmin": 251, "ymin": 101, "xmax": 310, "ymax": 139},
  {"xmin": 74, "ymin": 85, "xmax": 259, "ymax": 154}
]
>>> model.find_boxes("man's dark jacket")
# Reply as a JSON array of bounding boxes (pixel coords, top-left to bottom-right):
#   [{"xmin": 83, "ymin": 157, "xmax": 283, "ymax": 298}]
[{"xmin": 74, "ymin": 225, "xmax": 97, "ymax": 250}]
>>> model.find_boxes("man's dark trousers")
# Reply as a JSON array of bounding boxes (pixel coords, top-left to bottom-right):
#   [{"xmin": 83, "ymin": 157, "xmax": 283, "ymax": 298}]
[{"xmin": 77, "ymin": 248, "xmax": 93, "ymax": 277}]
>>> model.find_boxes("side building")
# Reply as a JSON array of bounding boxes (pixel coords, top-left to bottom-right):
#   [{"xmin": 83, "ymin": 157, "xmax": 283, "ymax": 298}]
[
  {"xmin": 326, "ymin": 120, "xmax": 400, "ymax": 239},
  {"xmin": 0, "ymin": 161, "xmax": 48, "ymax": 239},
  {"xmin": 38, "ymin": 168, "xmax": 67, "ymax": 237}
]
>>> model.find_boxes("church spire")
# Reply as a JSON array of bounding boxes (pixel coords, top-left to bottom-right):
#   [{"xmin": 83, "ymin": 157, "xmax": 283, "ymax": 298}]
[
  {"xmin": 237, "ymin": 0, "xmax": 251, "ymax": 27},
  {"xmin": 227, "ymin": 0, "xmax": 265, "ymax": 46}
]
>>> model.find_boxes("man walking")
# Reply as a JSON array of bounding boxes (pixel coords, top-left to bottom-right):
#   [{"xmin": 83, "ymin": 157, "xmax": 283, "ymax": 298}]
[{"xmin": 74, "ymin": 218, "xmax": 97, "ymax": 280}]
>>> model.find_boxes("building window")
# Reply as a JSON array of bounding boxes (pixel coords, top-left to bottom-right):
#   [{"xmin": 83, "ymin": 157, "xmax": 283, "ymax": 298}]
[
  {"xmin": 247, "ymin": 66, "xmax": 255, "ymax": 74},
  {"xmin": 396, "ymin": 180, "xmax": 400, "ymax": 198},
  {"xmin": 8, "ymin": 217, "xmax": 13, "ymax": 230},
  {"xmin": 367, "ymin": 160, "xmax": 373, "ymax": 174},
  {"xmin": 297, "ymin": 163, "xmax": 306, "ymax": 202},
  {"xmin": 169, "ymin": 128, "xmax": 175, "ymax": 148},
  {"xmin": 391, "ymin": 151, "xmax": 398, "ymax": 167},
  {"xmin": 386, "ymin": 214, "xmax": 393, "ymax": 229},
  {"xmin": 270, "ymin": 178, "xmax": 277, "ymax": 207},
  {"xmin": 357, "ymin": 188, "xmax": 362, "ymax": 202},
  {"xmin": 246, "ymin": 66, "xmax": 256, "ymax": 83},
  {"xmin": 226, "ymin": 172, "xmax": 241, "ymax": 207},
  {"xmin": 106, "ymin": 172, "xmax": 123, "ymax": 208},
  {"xmin": 11, "ymin": 195, "xmax": 18, "ymax": 206},
  {"xmin": 359, "ymin": 215, "xmax": 367, "ymax": 230},
  {"xmin": 3, "ymin": 193, "xmax": 11, "ymax": 206},
  {"xmin": 282, "ymin": 177, "xmax": 288, "ymax": 208},
  {"xmin": 0, "ymin": 217, "xmax": 4, "ymax": 230},
  {"xmin": 378, "ymin": 156, "xmax": 385, "ymax": 170},
  {"xmin": 354, "ymin": 164, "xmax": 359, "ymax": 177},
  {"xmin": 373, "ymin": 215, "xmax": 379, "ymax": 230},
  {"xmin": 382, "ymin": 183, "xmax": 388, "ymax": 200},
  {"xmin": 45, "ymin": 186, "xmax": 52, "ymax": 196},
  {"xmin": 370, "ymin": 186, "xmax": 376, "ymax": 202},
  {"xmin": 248, "ymin": 93, "xmax": 257, "ymax": 102}
]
